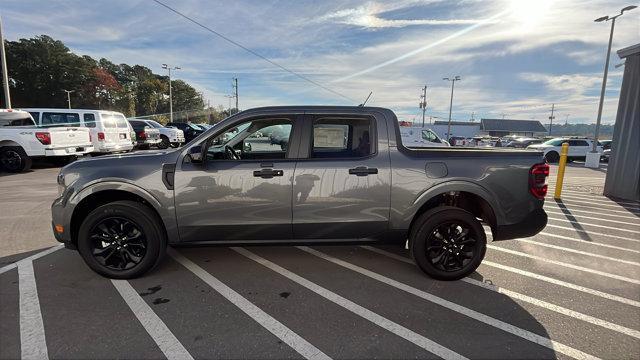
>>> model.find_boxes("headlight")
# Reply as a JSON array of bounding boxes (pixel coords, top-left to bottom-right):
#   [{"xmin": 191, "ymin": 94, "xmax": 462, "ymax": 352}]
[{"xmin": 57, "ymin": 172, "xmax": 65, "ymax": 186}]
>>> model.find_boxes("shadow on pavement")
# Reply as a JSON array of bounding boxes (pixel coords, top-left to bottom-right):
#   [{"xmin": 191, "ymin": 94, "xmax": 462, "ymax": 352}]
[{"xmin": 553, "ymin": 199, "xmax": 593, "ymax": 241}]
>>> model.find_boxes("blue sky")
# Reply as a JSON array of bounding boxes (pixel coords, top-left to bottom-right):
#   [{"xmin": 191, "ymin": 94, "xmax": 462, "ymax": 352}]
[{"xmin": 2, "ymin": 0, "xmax": 639, "ymax": 124}]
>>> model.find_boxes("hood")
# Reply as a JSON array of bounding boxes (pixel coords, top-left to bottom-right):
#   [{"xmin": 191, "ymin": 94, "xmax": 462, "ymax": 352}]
[{"xmin": 527, "ymin": 143, "xmax": 551, "ymax": 149}]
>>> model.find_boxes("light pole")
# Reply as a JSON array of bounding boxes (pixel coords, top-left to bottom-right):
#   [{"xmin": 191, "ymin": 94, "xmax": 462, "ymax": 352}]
[
  {"xmin": 443, "ymin": 76, "xmax": 461, "ymax": 142},
  {"xmin": 162, "ymin": 64, "xmax": 181, "ymax": 122},
  {"xmin": 591, "ymin": 5, "xmax": 637, "ymax": 153},
  {"xmin": 0, "ymin": 14, "xmax": 11, "ymax": 108},
  {"xmin": 63, "ymin": 89, "xmax": 74, "ymax": 109}
]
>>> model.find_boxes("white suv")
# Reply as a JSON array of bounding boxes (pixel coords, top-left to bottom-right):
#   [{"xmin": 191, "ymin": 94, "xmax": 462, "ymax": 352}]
[{"xmin": 528, "ymin": 138, "xmax": 603, "ymax": 163}]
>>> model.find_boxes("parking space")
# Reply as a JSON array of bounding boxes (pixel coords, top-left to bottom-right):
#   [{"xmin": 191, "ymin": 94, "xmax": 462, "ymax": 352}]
[{"xmin": 1, "ymin": 163, "xmax": 639, "ymax": 359}]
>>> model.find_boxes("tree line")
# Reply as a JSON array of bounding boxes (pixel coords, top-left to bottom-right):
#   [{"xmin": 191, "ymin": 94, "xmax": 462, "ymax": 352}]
[{"xmin": 0, "ymin": 35, "xmax": 228, "ymax": 123}]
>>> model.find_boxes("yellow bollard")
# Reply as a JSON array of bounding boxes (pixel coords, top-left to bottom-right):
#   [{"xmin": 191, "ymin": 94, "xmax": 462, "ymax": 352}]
[{"xmin": 554, "ymin": 142, "xmax": 570, "ymax": 199}]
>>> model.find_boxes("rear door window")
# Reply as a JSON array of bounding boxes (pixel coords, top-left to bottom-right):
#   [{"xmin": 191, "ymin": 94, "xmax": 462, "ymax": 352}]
[
  {"xmin": 311, "ymin": 117, "xmax": 374, "ymax": 159},
  {"xmin": 83, "ymin": 114, "xmax": 96, "ymax": 128}
]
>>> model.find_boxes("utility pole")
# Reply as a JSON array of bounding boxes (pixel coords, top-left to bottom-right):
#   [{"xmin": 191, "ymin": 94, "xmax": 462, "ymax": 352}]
[
  {"xmin": 548, "ymin": 103, "xmax": 555, "ymax": 136},
  {"xmin": 63, "ymin": 90, "xmax": 74, "ymax": 109},
  {"xmin": 564, "ymin": 114, "xmax": 569, "ymax": 126},
  {"xmin": 232, "ymin": 77, "xmax": 238, "ymax": 114},
  {"xmin": 470, "ymin": 111, "xmax": 475, "ymax": 122},
  {"xmin": 419, "ymin": 85, "xmax": 427, "ymax": 127},
  {"xmin": 162, "ymin": 64, "xmax": 180, "ymax": 122},
  {"xmin": 443, "ymin": 76, "xmax": 461, "ymax": 141},
  {"xmin": 0, "ymin": 15, "xmax": 11, "ymax": 109}
]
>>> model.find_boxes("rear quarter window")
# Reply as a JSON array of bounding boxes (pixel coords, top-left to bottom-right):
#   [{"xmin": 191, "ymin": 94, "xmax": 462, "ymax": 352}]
[{"xmin": 83, "ymin": 114, "xmax": 96, "ymax": 128}]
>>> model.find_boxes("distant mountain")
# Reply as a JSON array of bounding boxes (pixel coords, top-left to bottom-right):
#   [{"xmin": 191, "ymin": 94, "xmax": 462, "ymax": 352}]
[{"xmin": 546, "ymin": 123, "xmax": 614, "ymax": 139}]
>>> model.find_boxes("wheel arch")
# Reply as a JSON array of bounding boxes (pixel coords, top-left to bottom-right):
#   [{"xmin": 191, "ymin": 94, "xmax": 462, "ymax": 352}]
[
  {"xmin": 407, "ymin": 181, "xmax": 501, "ymax": 242},
  {"xmin": 68, "ymin": 183, "xmax": 172, "ymax": 247}
]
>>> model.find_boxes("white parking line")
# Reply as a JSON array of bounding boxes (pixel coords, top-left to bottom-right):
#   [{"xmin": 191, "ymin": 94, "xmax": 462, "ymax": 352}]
[
  {"xmin": 298, "ymin": 246, "xmax": 599, "ymax": 360},
  {"xmin": 545, "ymin": 202, "xmax": 640, "ymax": 216},
  {"xmin": 545, "ymin": 210, "xmax": 640, "ymax": 227},
  {"xmin": 360, "ymin": 246, "xmax": 640, "ymax": 308},
  {"xmin": 1, "ymin": 244, "xmax": 64, "ymax": 275},
  {"xmin": 551, "ymin": 198, "xmax": 640, "ymax": 212},
  {"xmin": 18, "ymin": 260, "xmax": 48, "ymax": 360},
  {"xmin": 554, "ymin": 191, "xmax": 640, "ymax": 206},
  {"xmin": 169, "ymin": 249, "xmax": 330, "ymax": 360},
  {"xmin": 231, "ymin": 247, "xmax": 467, "ymax": 360},
  {"xmin": 536, "ymin": 232, "xmax": 640, "ymax": 254},
  {"xmin": 550, "ymin": 193, "xmax": 640, "ymax": 207},
  {"xmin": 544, "ymin": 205, "xmax": 639, "ymax": 220},
  {"xmin": 487, "ymin": 246, "xmax": 640, "ymax": 285},
  {"xmin": 510, "ymin": 239, "xmax": 640, "ymax": 267},
  {"xmin": 111, "ymin": 280, "xmax": 194, "ymax": 360},
  {"xmin": 360, "ymin": 246, "xmax": 640, "ymax": 339},
  {"xmin": 547, "ymin": 217, "xmax": 640, "ymax": 234},
  {"xmin": 544, "ymin": 224, "xmax": 640, "ymax": 244}
]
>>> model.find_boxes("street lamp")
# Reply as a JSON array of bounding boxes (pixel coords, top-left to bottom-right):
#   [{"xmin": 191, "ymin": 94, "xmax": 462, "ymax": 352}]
[
  {"xmin": 443, "ymin": 76, "xmax": 461, "ymax": 142},
  {"xmin": 162, "ymin": 64, "xmax": 181, "ymax": 122},
  {"xmin": 63, "ymin": 89, "xmax": 74, "ymax": 109},
  {"xmin": 591, "ymin": 5, "xmax": 637, "ymax": 156}
]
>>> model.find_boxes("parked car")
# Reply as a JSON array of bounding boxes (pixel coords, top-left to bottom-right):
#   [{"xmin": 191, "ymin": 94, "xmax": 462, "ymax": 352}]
[
  {"xmin": 130, "ymin": 119, "xmax": 184, "ymax": 149},
  {"xmin": 527, "ymin": 137, "xmax": 603, "ymax": 163},
  {"xmin": 399, "ymin": 127, "xmax": 450, "ymax": 147},
  {"xmin": 1, "ymin": 109, "xmax": 93, "ymax": 172},
  {"xmin": 166, "ymin": 122, "xmax": 205, "ymax": 143},
  {"xmin": 600, "ymin": 140, "xmax": 612, "ymax": 150},
  {"xmin": 506, "ymin": 137, "xmax": 543, "ymax": 148},
  {"xmin": 52, "ymin": 106, "xmax": 548, "ymax": 280},
  {"xmin": 22, "ymin": 108, "xmax": 134, "ymax": 154},
  {"xmin": 601, "ymin": 148, "xmax": 611, "ymax": 162},
  {"xmin": 128, "ymin": 120, "xmax": 161, "ymax": 149}
]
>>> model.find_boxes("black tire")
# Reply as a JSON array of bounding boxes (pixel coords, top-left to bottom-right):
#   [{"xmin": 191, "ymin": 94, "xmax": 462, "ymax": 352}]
[
  {"xmin": 410, "ymin": 206, "xmax": 486, "ymax": 281},
  {"xmin": 158, "ymin": 135, "xmax": 170, "ymax": 149},
  {"xmin": 0, "ymin": 146, "xmax": 32, "ymax": 172},
  {"xmin": 545, "ymin": 151, "xmax": 560, "ymax": 163},
  {"xmin": 77, "ymin": 200, "xmax": 166, "ymax": 279}
]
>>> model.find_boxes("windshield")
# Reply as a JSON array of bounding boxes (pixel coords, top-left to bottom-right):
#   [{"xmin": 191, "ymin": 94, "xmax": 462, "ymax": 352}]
[
  {"xmin": 542, "ymin": 139, "xmax": 564, "ymax": 146},
  {"xmin": 147, "ymin": 120, "xmax": 164, "ymax": 129}
]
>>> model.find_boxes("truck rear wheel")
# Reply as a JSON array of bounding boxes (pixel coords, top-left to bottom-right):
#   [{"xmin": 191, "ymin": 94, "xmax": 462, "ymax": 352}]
[
  {"xmin": 0, "ymin": 146, "xmax": 32, "ymax": 172},
  {"xmin": 77, "ymin": 200, "xmax": 166, "ymax": 279},
  {"xmin": 410, "ymin": 206, "xmax": 486, "ymax": 281},
  {"xmin": 158, "ymin": 135, "xmax": 170, "ymax": 149}
]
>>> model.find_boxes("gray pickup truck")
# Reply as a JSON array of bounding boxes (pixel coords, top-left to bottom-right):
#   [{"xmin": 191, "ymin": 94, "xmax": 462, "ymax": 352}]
[{"xmin": 51, "ymin": 106, "xmax": 548, "ymax": 280}]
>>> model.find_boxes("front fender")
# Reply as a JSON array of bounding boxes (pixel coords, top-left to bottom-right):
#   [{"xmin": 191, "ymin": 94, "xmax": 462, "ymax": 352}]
[{"xmin": 60, "ymin": 180, "xmax": 178, "ymax": 244}]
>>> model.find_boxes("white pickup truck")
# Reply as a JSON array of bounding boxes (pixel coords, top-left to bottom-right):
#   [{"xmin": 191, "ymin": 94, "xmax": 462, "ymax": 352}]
[{"xmin": 0, "ymin": 109, "xmax": 93, "ymax": 172}]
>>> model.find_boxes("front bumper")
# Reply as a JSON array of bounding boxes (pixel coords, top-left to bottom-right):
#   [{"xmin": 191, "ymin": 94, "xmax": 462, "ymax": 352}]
[{"xmin": 493, "ymin": 208, "xmax": 547, "ymax": 241}]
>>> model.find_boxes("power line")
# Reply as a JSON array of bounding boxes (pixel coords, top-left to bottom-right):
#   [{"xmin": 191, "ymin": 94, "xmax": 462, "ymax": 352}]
[{"xmin": 151, "ymin": 0, "xmax": 354, "ymax": 102}]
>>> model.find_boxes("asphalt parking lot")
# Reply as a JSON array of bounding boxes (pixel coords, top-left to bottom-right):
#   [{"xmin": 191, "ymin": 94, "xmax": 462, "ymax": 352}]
[{"xmin": 1, "ymin": 160, "xmax": 639, "ymax": 359}]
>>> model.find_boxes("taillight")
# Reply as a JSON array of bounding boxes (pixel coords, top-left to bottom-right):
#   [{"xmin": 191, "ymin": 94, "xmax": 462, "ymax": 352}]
[
  {"xmin": 529, "ymin": 163, "xmax": 549, "ymax": 199},
  {"xmin": 35, "ymin": 132, "xmax": 51, "ymax": 145},
  {"xmin": 137, "ymin": 131, "xmax": 146, "ymax": 140},
  {"xmin": 97, "ymin": 132, "xmax": 105, "ymax": 141}
]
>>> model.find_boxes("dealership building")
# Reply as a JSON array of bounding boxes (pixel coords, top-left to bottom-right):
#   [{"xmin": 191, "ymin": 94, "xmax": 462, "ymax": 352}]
[{"xmin": 429, "ymin": 119, "xmax": 547, "ymax": 139}]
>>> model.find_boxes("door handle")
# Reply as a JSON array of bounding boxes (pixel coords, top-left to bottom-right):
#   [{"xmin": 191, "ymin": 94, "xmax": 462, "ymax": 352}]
[
  {"xmin": 253, "ymin": 168, "xmax": 284, "ymax": 179},
  {"xmin": 348, "ymin": 166, "xmax": 378, "ymax": 176}
]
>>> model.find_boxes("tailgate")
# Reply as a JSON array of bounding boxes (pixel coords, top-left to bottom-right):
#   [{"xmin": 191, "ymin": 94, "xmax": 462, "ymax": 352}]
[{"xmin": 49, "ymin": 128, "xmax": 91, "ymax": 147}]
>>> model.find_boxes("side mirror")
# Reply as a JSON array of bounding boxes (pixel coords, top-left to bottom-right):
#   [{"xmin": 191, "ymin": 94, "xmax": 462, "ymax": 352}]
[{"xmin": 187, "ymin": 145, "xmax": 203, "ymax": 163}]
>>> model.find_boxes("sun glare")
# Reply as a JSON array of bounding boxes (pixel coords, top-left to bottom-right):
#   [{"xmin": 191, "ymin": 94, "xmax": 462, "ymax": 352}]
[{"xmin": 508, "ymin": 0, "xmax": 554, "ymax": 30}]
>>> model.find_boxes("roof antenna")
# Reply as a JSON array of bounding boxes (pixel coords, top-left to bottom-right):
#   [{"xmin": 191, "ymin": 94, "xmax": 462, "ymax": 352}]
[{"xmin": 358, "ymin": 92, "xmax": 372, "ymax": 107}]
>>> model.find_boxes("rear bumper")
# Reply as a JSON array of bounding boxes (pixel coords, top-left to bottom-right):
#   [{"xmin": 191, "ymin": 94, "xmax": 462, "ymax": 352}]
[
  {"xmin": 44, "ymin": 145, "xmax": 94, "ymax": 156},
  {"xmin": 94, "ymin": 143, "xmax": 134, "ymax": 153},
  {"xmin": 493, "ymin": 208, "xmax": 547, "ymax": 241}
]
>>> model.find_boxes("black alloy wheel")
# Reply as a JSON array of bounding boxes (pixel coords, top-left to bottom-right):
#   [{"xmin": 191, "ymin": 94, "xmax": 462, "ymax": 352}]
[
  {"xmin": 0, "ymin": 147, "xmax": 32, "ymax": 172},
  {"xmin": 89, "ymin": 217, "xmax": 147, "ymax": 271},
  {"xmin": 426, "ymin": 221, "xmax": 477, "ymax": 272},
  {"xmin": 77, "ymin": 200, "xmax": 166, "ymax": 278},
  {"xmin": 158, "ymin": 135, "xmax": 170, "ymax": 149},
  {"xmin": 410, "ymin": 206, "xmax": 486, "ymax": 280}
]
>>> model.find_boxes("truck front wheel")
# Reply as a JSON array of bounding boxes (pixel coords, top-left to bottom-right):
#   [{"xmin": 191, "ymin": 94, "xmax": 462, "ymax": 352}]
[
  {"xmin": 410, "ymin": 206, "xmax": 486, "ymax": 281},
  {"xmin": 77, "ymin": 200, "xmax": 166, "ymax": 279},
  {"xmin": 0, "ymin": 146, "xmax": 32, "ymax": 172}
]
